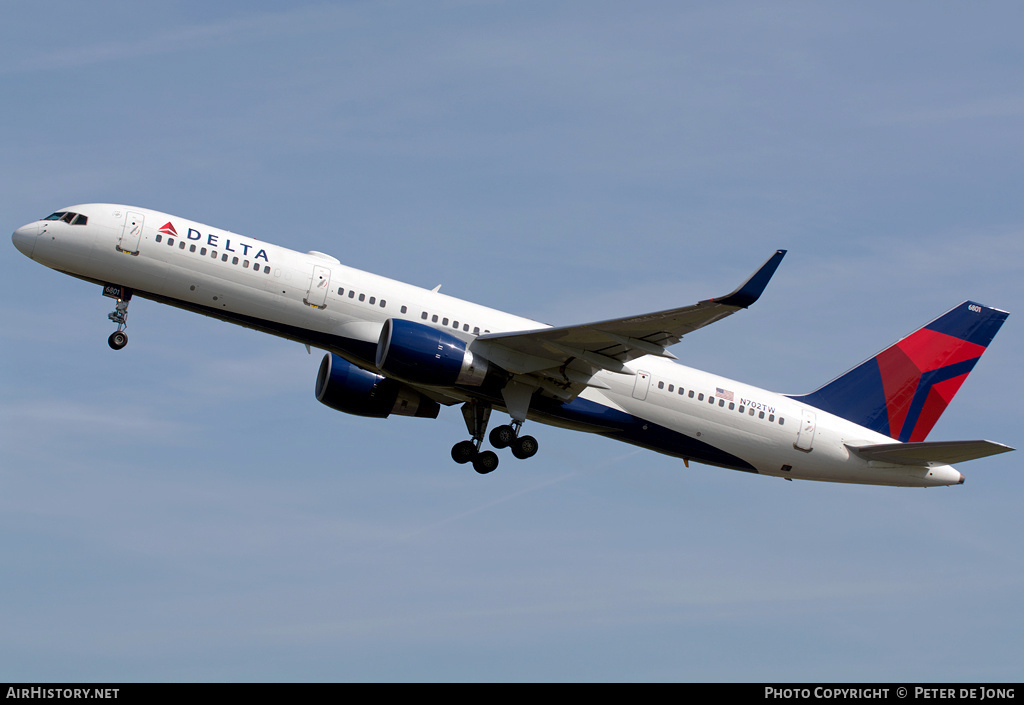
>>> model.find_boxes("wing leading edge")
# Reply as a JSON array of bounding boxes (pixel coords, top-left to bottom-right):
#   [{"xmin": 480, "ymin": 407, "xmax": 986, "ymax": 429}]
[{"xmin": 470, "ymin": 250, "xmax": 786, "ymax": 394}]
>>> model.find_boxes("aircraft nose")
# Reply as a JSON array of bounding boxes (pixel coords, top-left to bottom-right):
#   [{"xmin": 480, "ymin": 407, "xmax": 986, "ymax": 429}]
[{"xmin": 12, "ymin": 222, "xmax": 40, "ymax": 258}]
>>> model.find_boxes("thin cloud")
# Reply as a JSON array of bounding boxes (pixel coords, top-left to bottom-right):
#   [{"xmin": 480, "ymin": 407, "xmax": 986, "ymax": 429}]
[{"xmin": 2, "ymin": 6, "xmax": 343, "ymax": 75}]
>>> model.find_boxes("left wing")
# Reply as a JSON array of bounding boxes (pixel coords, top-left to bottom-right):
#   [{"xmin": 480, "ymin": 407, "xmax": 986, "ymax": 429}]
[{"xmin": 471, "ymin": 250, "xmax": 786, "ymax": 400}]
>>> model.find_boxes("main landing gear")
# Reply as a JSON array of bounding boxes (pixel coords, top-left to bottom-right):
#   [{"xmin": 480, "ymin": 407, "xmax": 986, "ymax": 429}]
[
  {"xmin": 104, "ymin": 285, "xmax": 132, "ymax": 350},
  {"xmin": 451, "ymin": 400, "xmax": 539, "ymax": 475}
]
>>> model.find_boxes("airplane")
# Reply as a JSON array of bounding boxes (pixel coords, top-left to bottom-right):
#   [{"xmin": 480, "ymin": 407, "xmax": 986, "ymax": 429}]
[{"xmin": 11, "ymin": 204, "xmax": 1013, "ymax": 486}]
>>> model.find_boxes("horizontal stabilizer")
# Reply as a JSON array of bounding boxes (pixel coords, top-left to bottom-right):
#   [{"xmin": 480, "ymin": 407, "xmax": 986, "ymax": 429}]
[{"xmin": 846, "ymin": 440, "xmax": 1014, "ymax": 467}]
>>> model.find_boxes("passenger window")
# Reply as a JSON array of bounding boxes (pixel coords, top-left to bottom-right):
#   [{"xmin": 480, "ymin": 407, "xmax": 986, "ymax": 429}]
[
  {"xmin": 401, "ymin": 306, "xmax": 408, "ymax": 314},
  {"xmin": 211, "ymin": 251, "xmax": 218, "ymax": 258},
  {"xmin": 759, "ymin": 411, "xmax": 765, "ymax": 419},
  {"xmin": 358, "ymin": 294, "xmax": 365, "ymax": 302},
  {"xmin": 190, "ymin": 244, "xmax": 197, "ymax": 253},
  {"xmin": 658, "ymin": 381, "xmax": 664, "ymax": 389},
  {"xmin": 729, "ymin": 402, "xmax": 735, "ymax": 410},
  {"xmin": 738, "ymin": 405, "xmax": 745, "ymax": 413},
  {"xmin": 222, "ymin": 254, "xmax": 228, "ymax": 261},
  {"xmin": 156, "ymin": 234, "xmax": 162, "ymax": 243},
  {"xmin": 421, "ymin": 312, "xmax": 428, "ymax": 320},
  {"xmin": 380, "ymin": 300, "xmax": 387, "ymax": 308},
  {"xmin": 432, "ymin": 315, "xmax": 438, "ymax": 323},
  {"xmin": 474, "ymin": 327, "xmax": 480, "ymax": 335},
  {"xmin": 442, "ymin": 318, "xmax": 449, "ymax": 326},
  {"xmin": 668, "ymin": 384, "xmax": 674, "ymax": 392},
  {"xmin": 338, "ymin": 288, "xmax": 344, "ymax": 296},
  {"xmin": 453, "ymin": 320, "xmax": 459, "ymax": 329},
  {"xmin": 264, "ymin": 266, "xmax": 271, "ymax": 274},
  {"xmin": 779, "ymin": 418, "xmax": 785, "ymax": 425},
  {"xmin": 369, "ymin": 297, "xmax": 375, "ymax": 305},
  {"xmin": 179, "ymin": 241, "xmax": 186, "ymax": 249},
  {"xmin": 769, "ymin": 414, "xmax": 775, "ymax": 422},
  {"xmin": 201, "ymin": 247, "xmax": 207, "ymax": 256},
  {"xmin": 688, "ymin": 390, "xmax": 694, "ymax": 398},
  {"xmin": 243, "ymin": 260, "xmax": 249, "ymax": 268},
  {"xmin": 232, "ymin": 256, "xmax": 239, "ymax": 265},
  {"xmin": 348, "ymin": 291, "xmax": 355, "ymax": 298},
  {"xmin": 698, "ymin": 393, "xmax": 704, "ymax": 401},
  {"xmin": 463, "ymin": 324, "xmax": 469, "ymax": 331}
]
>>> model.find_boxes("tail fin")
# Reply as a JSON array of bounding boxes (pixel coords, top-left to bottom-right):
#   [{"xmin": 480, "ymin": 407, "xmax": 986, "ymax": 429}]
[{"xmin": 788, "ymin": 301, "xmax": 1008, "ymax": 442}]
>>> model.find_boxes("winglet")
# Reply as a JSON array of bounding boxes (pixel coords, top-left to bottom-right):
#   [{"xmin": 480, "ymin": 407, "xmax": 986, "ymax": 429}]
[{"xmin": 712, "ymin": 250, "xmax": 787, "ymax": 309}]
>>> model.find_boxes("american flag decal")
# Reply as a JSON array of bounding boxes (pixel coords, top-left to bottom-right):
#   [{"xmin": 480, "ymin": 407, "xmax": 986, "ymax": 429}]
[{"xmin": 716, "ymin": 387, "xmax": 734, "ymax": 401}]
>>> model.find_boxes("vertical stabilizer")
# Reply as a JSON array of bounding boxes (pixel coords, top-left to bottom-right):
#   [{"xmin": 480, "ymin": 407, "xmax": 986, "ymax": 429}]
[{"xmin": 788, "ymin": 302, "xmax": 1008, "ymax": 442}]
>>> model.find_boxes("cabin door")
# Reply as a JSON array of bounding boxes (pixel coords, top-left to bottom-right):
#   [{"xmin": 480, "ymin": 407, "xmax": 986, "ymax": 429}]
[
  {"xmin": 795, "ymin": 409, "xmax": 817, "ymax": 452},
  {"xmin": 118, "ymin": 211, "xmax": 145, "ymax": 254}
]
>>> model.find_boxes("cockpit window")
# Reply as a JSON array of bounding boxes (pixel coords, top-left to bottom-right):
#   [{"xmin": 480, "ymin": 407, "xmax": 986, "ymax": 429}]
[{"xmin": 42, "ymin": 211, "xmax": 87, "ymax": 224}]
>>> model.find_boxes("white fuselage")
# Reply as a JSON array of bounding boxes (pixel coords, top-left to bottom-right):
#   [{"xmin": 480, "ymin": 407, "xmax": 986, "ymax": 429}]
[{"xmin": 12, "ymin": 204, "xmax": 965, "ymax": 487}]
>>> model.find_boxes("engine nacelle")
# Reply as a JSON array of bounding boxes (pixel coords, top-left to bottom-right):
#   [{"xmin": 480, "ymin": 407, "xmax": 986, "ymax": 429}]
[
  {"xmin": 315, "ymin": 353, "xmax": 439, "ymax": 419},
  {"xmin": 376, "ymin": 318, "xmax": 489, "ymax": 387}
]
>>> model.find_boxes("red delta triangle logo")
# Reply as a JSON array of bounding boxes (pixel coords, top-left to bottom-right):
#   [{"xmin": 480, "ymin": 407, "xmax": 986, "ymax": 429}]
[{"xmin": 159, "ymin": 222, "xmax": 178, "ymax": 238}]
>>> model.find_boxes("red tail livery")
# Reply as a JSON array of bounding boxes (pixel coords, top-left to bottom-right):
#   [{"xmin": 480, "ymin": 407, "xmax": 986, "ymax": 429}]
[{"xmin": 790, "ymin": 302, "xmax": 1008, "ymax": 442}]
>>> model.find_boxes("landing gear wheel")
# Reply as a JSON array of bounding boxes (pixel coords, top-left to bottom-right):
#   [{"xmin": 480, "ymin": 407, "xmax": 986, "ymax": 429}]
[
  {"xmin": 451, "ymin": 440, "xmax": 478, "ymax": 465},
  {"xmin": 106, "ymin": 289, "xmax": 132, "ymax": 351},
  {"xmin": 511, "ymin": 435, "xmax": 539, "ymax": 460},
  {"xmin": 489, "ymin": 424, "xmax": 516, "ymax": 449},
  {"xmin": 473, "ymin": 450, "xmax": 499, "ymax": 474},
  {"xmin": 108, "ymin": 331, "xmax": 128, "ymax": 350}
]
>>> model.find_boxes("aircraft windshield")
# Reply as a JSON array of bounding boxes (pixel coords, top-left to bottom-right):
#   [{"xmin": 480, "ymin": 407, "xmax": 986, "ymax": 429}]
[{"xmin": 43, "ymin": 211, "xmax": 87, "ymax": 225}]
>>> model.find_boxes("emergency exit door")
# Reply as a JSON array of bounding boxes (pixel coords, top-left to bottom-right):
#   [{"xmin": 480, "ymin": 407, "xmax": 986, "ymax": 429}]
[
  {"xmin": 632, "ymin": 370, "xmax": 651, "ymax": 400},
  {"xmin": 304, "ymin": 265, "xmax": 331, "ymax": 309}
]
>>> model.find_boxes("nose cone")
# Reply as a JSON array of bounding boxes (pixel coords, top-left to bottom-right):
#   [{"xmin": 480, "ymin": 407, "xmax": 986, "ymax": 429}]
[{"xmin": 12, "ymin": 222, "xmax": 40, "ymax": 258}]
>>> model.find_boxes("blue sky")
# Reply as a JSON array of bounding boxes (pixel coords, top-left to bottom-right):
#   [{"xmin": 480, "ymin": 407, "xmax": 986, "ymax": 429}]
[{"xmin": 2, "ymin": 1, "xmax": 1022, "ymax": 682}]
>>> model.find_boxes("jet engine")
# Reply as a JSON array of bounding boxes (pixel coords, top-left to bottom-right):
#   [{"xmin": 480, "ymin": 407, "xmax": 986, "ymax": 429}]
[
  {"xmin": 315, "ymin": 353, "xmax": 439, "ymax": 419},
  {"xmin": 376, "ymin": 318, "xmax": 490, "ymax": 387}
]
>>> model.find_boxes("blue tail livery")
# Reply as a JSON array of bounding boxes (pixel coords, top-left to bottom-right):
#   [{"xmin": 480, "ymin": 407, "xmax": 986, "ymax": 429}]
[{"xmin": 789, "ymin": 301, "xmax": 1009, "ymax": 442}]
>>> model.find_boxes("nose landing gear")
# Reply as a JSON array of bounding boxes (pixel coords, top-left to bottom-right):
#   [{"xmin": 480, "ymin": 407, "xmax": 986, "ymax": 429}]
[{"xmin": 103, "ymin": 284, "xmax": 132, "ymax": 350}]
